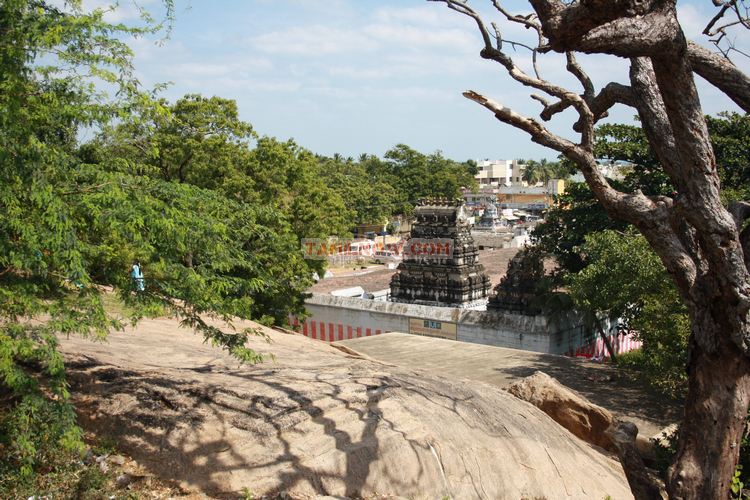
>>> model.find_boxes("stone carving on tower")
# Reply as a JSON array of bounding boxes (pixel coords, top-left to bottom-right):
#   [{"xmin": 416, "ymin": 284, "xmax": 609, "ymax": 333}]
[
  {"xmin": 487, "ymin": 248, "xmax": 546, "ymax": 315},
  {"xmin": 389, "ymin": 198, "xmax": 490, "ymax": 307}
]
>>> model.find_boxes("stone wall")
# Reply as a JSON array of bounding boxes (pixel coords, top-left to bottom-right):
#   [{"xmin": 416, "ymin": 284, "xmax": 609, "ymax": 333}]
[{"xmin": 289, "ymin": 294, "xmax": 627, "ymax": 355}]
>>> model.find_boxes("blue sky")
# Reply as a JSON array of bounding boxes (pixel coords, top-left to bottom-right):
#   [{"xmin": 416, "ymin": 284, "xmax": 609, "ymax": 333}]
[{"xmin": 95, "ymin": 0, "xmax": 750, "ymax": 161}]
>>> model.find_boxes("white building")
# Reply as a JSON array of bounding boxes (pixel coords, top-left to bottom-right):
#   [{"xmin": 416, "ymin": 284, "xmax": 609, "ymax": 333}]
[
  {"xmin": 569, "ymin": 160, "xmax": 633, "ymax": 183},
  {"xmin": 475, "ymin": 159, "xmax": 527, "ymax": 186}
]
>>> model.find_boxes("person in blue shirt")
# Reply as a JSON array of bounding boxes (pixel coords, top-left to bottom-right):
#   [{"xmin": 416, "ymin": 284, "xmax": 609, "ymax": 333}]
[{"xmin": 131, "ymin": 262, "xmax": 145, "ymax": 292}]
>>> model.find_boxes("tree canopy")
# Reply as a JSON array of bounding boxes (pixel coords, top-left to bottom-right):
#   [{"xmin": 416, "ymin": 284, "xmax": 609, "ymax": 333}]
[
  {"xmin": 314, "ymin": 144, "xmax": 478, "ymax": 224},
  {"xmin": 0, "ymin": 1, "xmax": 312, "ymax": 484}
]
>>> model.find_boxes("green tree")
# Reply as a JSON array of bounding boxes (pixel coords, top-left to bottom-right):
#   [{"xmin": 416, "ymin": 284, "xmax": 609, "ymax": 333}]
[
  {"xmin": 707, "ymin": 112, "xmax": 750, "ymax": 203},
  {"xmin": 522, "ymin": 158, "xmax": 559, "ymax": 185},
  {"xmin": 98, "ymin": 94, "xmax": 254, "ymax": 186},
  {"xmin": 315, "ymin": 154, "xmax": 400, "ymax": 226},
  {"xmin": 567, "ymin": 230, "xmax": 689, "ymax": 395},
  {"xmin": 315, "ymin": 145, "xmax": 478, "ymax": 223},
  {"xmin": 96, "ymin": 95, "xmax": 354, "ymax": 242},
  {"xmin": 533, "ymin": 181, "xmax": 629, "ymax": 273},
  {"xmin": 0, "ymin": 1, "xmax": 312, "ymax": 487},
  {"xmin": 0, "ymin": 0, "xmax": 148, "ymax": 482},
  {"xmin": 382, "ymin": 144, "xmax": 477, "ymax": 211},
  {"xmin": 246, "ymin": 137, "xmax": 353, "ymax": 241},
  {"xmin": 534, "ymin": 115, "xmax": 750, "ymax": 277}
]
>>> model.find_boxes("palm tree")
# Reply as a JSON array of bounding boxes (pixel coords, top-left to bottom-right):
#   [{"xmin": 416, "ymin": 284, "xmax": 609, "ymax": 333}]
[
  {"xmin": 538, "ymin": 158, "xmax": 553, "ymax": 184},
  {"xmin": 522, "ymin": 158, "xmax": 568, "ymax": 186},
  {"xmin": 521, "ymin": 160, "xmax": 541, "ymax": 185}
]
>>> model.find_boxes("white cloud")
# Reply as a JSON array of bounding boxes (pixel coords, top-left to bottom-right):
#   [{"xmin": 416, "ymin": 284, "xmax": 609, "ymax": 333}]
[
  {"xmin": 250, "ymin": 25, "xmax": 379, "ymax": 55},
  {"xmin": 363, "ymin": 23, "xmax": 475, "ymax": 50},
  {"xmin": 114, "ymin": 0, "xmax": 745, "ymax": 160},
  {"xmin": 372, "ymin": 5, "xmax": 464, "ymax": 28},
  {"xmin": 167, "ymin": 59, "xmax": 273, "ymax": 79}
]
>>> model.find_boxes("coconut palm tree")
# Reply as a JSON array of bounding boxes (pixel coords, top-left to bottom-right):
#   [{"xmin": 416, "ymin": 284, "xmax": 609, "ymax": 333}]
[
  {"xmin": 521, "ymin": 159, "xmax": 556, "ymax": 185},
  {"xmin": 521, "ymin": 160, "xmax": 541, "ymax": 185}
]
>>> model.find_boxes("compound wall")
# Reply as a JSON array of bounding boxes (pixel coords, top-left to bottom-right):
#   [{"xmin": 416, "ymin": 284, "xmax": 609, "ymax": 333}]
[{"xmin": 289, "ymin": 294, "xmax": 642, "ymax": 356}]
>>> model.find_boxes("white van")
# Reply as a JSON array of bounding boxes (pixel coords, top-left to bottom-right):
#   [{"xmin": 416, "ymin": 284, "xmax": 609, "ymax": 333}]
[{"xmin": 373, "ymin": 250, "xmax": 401, "ymax": 264}]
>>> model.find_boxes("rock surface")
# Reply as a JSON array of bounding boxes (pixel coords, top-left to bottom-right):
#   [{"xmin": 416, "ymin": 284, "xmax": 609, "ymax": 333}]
[
  {"xmin": 507, "ymin": 371, "xmax": 617, "ymax": 451},
  {"xmin": 60, "ymin": 318, "xmax": 634, "ymax": 499}
]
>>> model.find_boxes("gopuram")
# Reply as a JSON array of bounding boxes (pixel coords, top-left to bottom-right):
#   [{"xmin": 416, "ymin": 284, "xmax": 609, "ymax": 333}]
[
  {"xmin": 474, "ymin": 202, "xmax": 503, "ymax": 232},
  {"xmin": 487, "ymin": 248, "xmax": 545, "ymax": 315},
  {"xmin": 390, "ymin": 198, "xmax": 490, "ymax": 308}
]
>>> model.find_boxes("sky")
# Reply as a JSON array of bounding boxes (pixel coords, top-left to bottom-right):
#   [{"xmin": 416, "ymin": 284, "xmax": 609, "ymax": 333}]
[{"xmin": 89, "ymin": 0, "xmax": 750, "ymax": 162}]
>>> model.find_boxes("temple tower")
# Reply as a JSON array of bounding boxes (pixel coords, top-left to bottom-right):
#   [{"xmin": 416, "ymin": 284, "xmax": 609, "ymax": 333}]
[
  {"xmin": 475, "ymin": 202, "xmax": 503, "ymax": 232},
  {"xmin": 390, "ymin": 198, "xmax": 490, "ymax": 307},
  {"xmin": 487, "ymin": 248, "xmax": 545, "ymax": 314}
]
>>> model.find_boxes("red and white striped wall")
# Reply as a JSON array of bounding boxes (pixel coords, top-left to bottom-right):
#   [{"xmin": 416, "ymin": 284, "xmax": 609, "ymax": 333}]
[
  {"xmin": 288, "ymin": 316, "xmax": 382, "ymax": 343},
  {"xmin": 288, "ymin": 313, "xmax": 643, "ymax": 358},
  {"xmin": 566, "ymin": 332, "xmax": 643, "ymax": 359}
]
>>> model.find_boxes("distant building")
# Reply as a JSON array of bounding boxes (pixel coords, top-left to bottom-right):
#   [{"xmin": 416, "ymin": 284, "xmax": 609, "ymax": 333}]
[
  {"xmin": 569, "ymin": 160, "xmax": 633, "ymax": 183},
  {"xmin": 462, "ymin": 179, "xmax": 565, "ymax": 212},
  {"xmin": 475, "ymin": 159, "xmax": 527, "ymax": 186},
  {"xmin": 352, "ymin": 223, "xmax": 386, "ymax": 239},
  {"xmin": 495, "ymin": 179, "xmax": 566, "ymax": 211},
  {"xmin": 474, "ymin": 202, "xmax": 504, "ymax": 232}
]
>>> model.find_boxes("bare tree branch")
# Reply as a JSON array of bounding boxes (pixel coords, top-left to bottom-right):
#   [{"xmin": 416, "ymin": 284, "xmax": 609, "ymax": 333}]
[
  {"xmin": 565, "ymin": 52, "xmax": 594, "ymax": 100},
  {"xmin": 437, "ymin": 2, "xmax": 750, "ymax": 498},
  {"xmin": 431, "ymin": 0, "xmax": 595, "ymax": 147},
  {"xmin": 688, "ymin": 41, "xmax": 750, "ymax": 113},
  {"xmin": 490, "ymin": 0, "xmax": 545, "ymax": 47},
  {"xmin": 703, "ymin": 0, "xmax": 750, "ymax": 58}
]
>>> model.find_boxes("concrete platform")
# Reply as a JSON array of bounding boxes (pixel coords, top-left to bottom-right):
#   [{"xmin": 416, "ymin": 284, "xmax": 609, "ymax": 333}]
[{"xmin": 335, "ymin": 332, "xmax": 679, "ymax": 438}]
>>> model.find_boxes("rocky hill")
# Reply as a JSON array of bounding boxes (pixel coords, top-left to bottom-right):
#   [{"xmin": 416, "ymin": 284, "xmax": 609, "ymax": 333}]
[{"xmin": 60, "ymin": 317, "xmax": 634, "ymax": 499}]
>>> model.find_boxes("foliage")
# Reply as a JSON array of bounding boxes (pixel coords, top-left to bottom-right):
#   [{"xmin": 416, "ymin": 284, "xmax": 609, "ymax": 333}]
[
  {"xmin": 567, "ymin": 231, "xmax": 689, "ymax": 397},
  {"xmin": 521, "ymin": 158, "xmax": 566, "ymax": 185},
  {"xmin": 533, "ymin": 182, "xmax": 629, "ymax": 273},
  {"xmin": 594, "ymin": 123, "xmax": 672, "ymax": 196},
  {"xmin": 1, "ymin": 433, "xmax": 174, "ymax": 498},
  {"xmin": 0, "ymin": 444, "xmax": 109, "ymax": 499},
  {"xmin": 0, "ymin": 0, "xmax": 156, "ymax": 481},
  {"xmin": 533, "ymin": 115, "xmax": 749, "ymax": 396},
  {"xmin": 315, "ymin": 154, "xmax": 401, "ymax": 226},
  {"xmin": 0, "ymin": 0, "xmax": 312, "ymax": 485},
  {"xmin": 380, "ymin": 144, "xmax": 478, "ymax": 215},
  {"xmin": 313, "ymin": 145, "xmax": 478, "ymax": 225},
  {"xmin": 97, "ymin": 102, "xmax": 481, "ymax": 239},
  {"xmin": 94, "ymin": 94, "xmax": 354, "ymax": 242},
  {"xmin": 536, "ymin": 115, "xmax": 750, "ymax": 277},
  {"xmin": 707, "ymin": 112, "xmax": 750, "ymax": 204},
  {"xmin": 71, "ymin": 166, "xmax": 314, "ymax": 329}
]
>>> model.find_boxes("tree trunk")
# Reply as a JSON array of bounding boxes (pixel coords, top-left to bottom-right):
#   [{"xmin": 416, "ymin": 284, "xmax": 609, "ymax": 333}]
[
  {"xmin": 596, "ymin": 320, "xmax": 617, "ymax": 361},
  {"xmin": 667, "ymin": 312, "xmax": 750, "ymax": 499}
]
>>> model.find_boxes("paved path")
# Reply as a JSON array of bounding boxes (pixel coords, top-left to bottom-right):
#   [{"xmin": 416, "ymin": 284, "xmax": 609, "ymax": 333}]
[{"xmin": 335, "ymin": 332, "xmax": 680, "ymax": 438}]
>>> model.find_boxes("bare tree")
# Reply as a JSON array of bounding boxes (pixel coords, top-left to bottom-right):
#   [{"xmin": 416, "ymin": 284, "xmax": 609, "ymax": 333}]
[{"xmin": 429, "ymin": 0, "xmax": 750, "ymax": 498}]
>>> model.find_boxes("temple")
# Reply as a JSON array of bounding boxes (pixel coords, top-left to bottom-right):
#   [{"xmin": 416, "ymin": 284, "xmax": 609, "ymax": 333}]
[
  {"xmin": 487, "ymin": 248, "xmax": 545, "ymax": 315},
  {"xmin": 390, "ymin": 198, "xmax": 491, "ymax": 308},
  {"xmin": 474, "ymin": 202, "xmax": 503, "ymax": 232}
]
